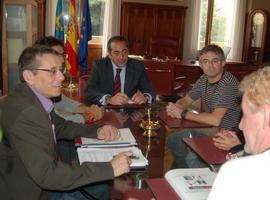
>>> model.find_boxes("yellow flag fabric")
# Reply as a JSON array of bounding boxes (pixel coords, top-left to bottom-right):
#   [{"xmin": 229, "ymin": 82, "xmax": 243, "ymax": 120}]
[{"xmin": 66, "ymin": 0, "xmax": 78, "ymax": 77}]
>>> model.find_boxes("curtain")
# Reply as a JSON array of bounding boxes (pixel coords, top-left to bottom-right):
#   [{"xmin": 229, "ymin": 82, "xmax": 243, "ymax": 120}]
[
  {"xmin": 102, "ymin": 0, "xmax": 121, "ymax": 57},
  {"xmin": 183, "ymin": 0, "xmax": 201, "ymax": 60},
  {"xmin": 227, "ymin": 0, "xmax": 246, "ymax": 61}
]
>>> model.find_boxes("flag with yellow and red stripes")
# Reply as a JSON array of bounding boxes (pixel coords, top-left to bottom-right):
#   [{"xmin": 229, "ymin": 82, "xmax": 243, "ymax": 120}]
[{"xmin": 66, "ymin": 0, "xmax": 78, "ymax": 77}]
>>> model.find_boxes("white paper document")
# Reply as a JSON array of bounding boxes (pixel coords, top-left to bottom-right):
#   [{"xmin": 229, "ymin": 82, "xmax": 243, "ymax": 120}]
[
  {"xmin": 165, "ymin": 168, "xmax": 216, "ymax": 200},
  {"xmin": 76, "ymin": 128, "xmax": 137, "ymax": 147},
  {"xmin": 77, "ymin": 146, "xmax": 148, "ymax": 168}
]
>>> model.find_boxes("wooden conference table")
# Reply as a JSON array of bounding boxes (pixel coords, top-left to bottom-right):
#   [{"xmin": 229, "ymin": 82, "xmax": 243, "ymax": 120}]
[
  {"xmin": 62, "ymin": 88, "xmax": 211, "ymax": 199},
  {"xmin": 82, "ymin": 104, "xmax": 211, "ymax": 199},
  {"xmin": 84, "ymin": 106, "xmax": 164, "ymax": 199}
]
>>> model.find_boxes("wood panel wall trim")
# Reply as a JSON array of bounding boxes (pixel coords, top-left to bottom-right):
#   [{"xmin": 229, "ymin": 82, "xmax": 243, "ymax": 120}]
[{"xmin": 121, "ymin": 2, "xmax": 187, "ymax": 58}]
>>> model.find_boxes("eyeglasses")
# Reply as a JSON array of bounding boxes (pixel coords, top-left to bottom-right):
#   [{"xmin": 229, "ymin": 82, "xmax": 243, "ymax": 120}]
[
  {"xmin": 33, "ymin": 66, "xmax": 66, "ymax": 76},
  {"xmin": 200, "ymin": 58, "xmax": 222, "ymax": 65}
]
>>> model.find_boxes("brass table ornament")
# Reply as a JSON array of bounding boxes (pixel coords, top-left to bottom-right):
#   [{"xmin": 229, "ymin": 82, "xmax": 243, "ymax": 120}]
[{"xmin": 139, "ymin": 108, "xmax": 161, "ymax": 138}]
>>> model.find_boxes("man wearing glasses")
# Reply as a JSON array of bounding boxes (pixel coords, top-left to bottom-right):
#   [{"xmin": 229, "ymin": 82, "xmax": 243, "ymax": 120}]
[
  {"xmin": 166, "ymin": 44, "xmax": 242, "ymax": 168},
  {"xmin": 85, "ymin": 35, "xmax": 156, "ymax": 106},
  {"xmin": 34, "ymin": 36, "xmax": 104, "ymax": 124},
  {"xmin": 0, "ymin": 45, "xmax": 132, "ymax": 200}
]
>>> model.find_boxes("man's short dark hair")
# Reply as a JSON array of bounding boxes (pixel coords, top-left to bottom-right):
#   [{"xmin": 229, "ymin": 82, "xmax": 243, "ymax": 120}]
[
  {"xmin": 18, "ymin": 45, "xmax": 60, "ymax": 82},
  {"xmin": 107, "ymin": 35, "xmax": 129, "ymax": 52},
  {"xmin": 34, "ymin": 36, "xmax": 64, "ymax": 49},
  {"xmin": 198, "ymin": 44, "xmax": 225, "ymax": 61}
]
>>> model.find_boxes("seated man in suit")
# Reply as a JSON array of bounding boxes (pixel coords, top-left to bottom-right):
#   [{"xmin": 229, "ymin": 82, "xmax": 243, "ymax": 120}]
[
  {"xmin": 0, "ymin": 45, "xmax": 132, "ymax": 200},
  {"xmin": 166, "ymin": 44, "xmax": 242, "ymax": 168},
  {"xmin": 85, "ymin": 35, "xmax": 156, "ymax": 106},
  {"xmin": 209, "ymin": 67, "xmax": 270, "ymax": 200}
]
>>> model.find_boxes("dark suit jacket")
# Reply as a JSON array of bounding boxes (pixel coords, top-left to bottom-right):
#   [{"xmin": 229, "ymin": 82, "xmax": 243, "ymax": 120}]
[
  {"xmin": 85, "ymin": 57, "xmax": 156, "ymax": 105},
  {"xmin": 0, "ymin": 83, "xmax": 114, "ymax": 200}
]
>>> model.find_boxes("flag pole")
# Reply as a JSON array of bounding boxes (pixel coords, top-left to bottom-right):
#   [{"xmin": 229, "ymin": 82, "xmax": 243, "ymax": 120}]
[
  {"xmin": 68, "ymin": 76, "xmax": 77, "ymax": 89},
  {"xmin": 65, "ymin": 0, "xmax": 79, "ymax": 90}
]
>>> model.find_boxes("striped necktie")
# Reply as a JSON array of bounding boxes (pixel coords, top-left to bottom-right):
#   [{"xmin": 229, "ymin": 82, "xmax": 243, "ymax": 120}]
[{"xmin": 114, "ymin": 68, "xmax": 122, "ymax": 94}]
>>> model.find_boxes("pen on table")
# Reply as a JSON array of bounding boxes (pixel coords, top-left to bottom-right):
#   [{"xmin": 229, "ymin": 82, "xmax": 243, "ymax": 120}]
[{"xmin": 113, "ymin": 155, "xmax": 140, "ymax": 160}]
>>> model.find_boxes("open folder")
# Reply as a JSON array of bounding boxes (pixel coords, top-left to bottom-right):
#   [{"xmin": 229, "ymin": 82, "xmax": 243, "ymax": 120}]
[
  {"xmin": 77, "ymin": 146, "xmax": 148, "ymax": 168},
  {"xmin": 75, "ymin": 128, "xmax": 137, "ymax": 148},
  {"xmin": 76, "ymin": 128, "xmax": 148, "ymax": 168}
]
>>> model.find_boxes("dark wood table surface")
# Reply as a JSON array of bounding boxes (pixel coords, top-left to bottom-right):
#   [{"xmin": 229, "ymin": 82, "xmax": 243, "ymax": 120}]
[
  {"xmin": 95, "ymin": 109, "xmax": 166, "ymax": 178},
  {"xmin": 89, "ymin": 108, "xmax": 165, "ymax": 199}
]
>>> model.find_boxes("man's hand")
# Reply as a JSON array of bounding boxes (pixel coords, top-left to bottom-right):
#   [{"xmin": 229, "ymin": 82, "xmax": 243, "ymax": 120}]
[
  {"xmin": 87, "ymin": 105, "xmax": 104, "ymax": 121},
  {"xmin": 131, "ymin": 91, "xmax": 147, "ymax": 104},
  {"xmin": 213, "ymin": 129, "xmax": 241, "ymax": 151},
  {"xmin": 97, "ymin": 125, "xmax": 120, "ymax": 141},
  {"xmin": 111, "ymin": 151, "xmax": 133, "ymax": 177},
  {"xmin": 109, "ymin": 93, "xmax": 129, "ymax": 105},
  {"xmin": 166, "ymin": 102, "xmax": 183, "ymax": 119}
]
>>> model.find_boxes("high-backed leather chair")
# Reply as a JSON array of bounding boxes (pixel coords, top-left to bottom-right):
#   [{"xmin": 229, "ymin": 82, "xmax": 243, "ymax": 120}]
[
  {"xmin": 149, "ymin": 36, "xmax": 180, "ymax": 58},
  {"xmin": 78, "ymin": 75, "xmax": 89, "ymax": 100},
  {"xmin": 145, "ymin": 61, "xmax": 186, "ymax": 102}
]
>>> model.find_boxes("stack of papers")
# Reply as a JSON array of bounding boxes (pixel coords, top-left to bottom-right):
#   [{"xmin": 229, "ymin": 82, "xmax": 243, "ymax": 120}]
[
  {"xmin": 77, "ymin": 146, "xmax": 148, "ymax": 168},
  {"xmin": 76, "ymin": 128, "xmax": 148, "ymax": 168},
  {"xmin": 75, "ymin": 128, "xmax": 137, "ymax": 147}
]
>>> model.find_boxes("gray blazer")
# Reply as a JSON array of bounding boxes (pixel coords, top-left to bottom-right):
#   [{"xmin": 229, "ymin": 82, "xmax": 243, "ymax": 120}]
[
  {"xmin": 0, "ymin": 83, "xmax": 114, "ymax": 200},
  {"xmin": 85, "ymin": 57, "xmax": 156, "ymax": 105}
]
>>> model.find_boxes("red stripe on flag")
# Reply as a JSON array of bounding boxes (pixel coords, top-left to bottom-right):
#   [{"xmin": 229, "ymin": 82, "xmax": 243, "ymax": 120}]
[
  {"xmin": 66, "ymin": 41, "xmax": 78, "ymax": 76},
  {"xmin": 66, "ymin": 0, "xmax": 78, "ymax": 77}
]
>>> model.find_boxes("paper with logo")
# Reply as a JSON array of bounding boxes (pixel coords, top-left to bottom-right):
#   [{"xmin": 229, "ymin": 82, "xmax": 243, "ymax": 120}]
[{"xmin": 165, "ymin": 168, "xmax": 216, "ymax": 200}]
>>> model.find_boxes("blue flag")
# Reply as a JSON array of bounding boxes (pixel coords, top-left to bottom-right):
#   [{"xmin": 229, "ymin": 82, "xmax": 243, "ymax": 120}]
[
  {"xmin": 78, "ymin": 0, "xmax": 92, "ymax": 72},
  {"xmin": 55, "ymin": 0, "xmax": 64, "ymax": 43}
]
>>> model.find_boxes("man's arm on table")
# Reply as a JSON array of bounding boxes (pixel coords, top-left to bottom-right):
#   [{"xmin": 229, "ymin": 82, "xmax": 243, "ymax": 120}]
[
  {"xmin": 184, "ymin": 107, "xmax": 228, "ymax": 126},
  {"xmin": 166, "ymin": 95, "xmax": 193, "ymax": 118},
  {"xmin": 167, "ymin": 94, "xmax": 227, "ymax": 127}
]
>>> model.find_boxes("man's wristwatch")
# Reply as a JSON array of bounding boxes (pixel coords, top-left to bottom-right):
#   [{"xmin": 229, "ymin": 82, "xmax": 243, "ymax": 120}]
[
  {"xmin": 180, "ymin": 109, "xmax": 189, "ymax": 119},
  {"xmin": 105, "ymin": 95, "xmax": 112, "ymax": 105},
  {"xmin": 143, "ymin": 94, "xmax": 150, "ymax": 103}
]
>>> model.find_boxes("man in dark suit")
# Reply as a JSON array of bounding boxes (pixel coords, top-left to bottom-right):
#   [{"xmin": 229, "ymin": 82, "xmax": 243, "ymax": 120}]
[
  {"xmin": 85, "ymin": 35, "xmax": 156, "ymax": 106},
  {"xmin": 0, "ymin": 45, "xmax": 132, "ymax": 200}
]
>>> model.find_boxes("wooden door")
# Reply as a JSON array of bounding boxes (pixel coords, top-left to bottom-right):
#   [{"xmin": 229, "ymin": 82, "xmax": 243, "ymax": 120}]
[
  {"xmin": 154, "ymin": 6, "xmax": 187, "ymax": 58},
  {"xmin": 121, "ymin": 2, "xmax": 187, "ymax": 58},
  {"xmin": 121, "ymin": 3, "xmax": 155, "ymax": 55}
]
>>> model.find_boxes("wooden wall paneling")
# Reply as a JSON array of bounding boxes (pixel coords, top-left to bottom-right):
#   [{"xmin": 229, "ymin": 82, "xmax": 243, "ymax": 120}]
[
  {"xmin": 121, "ymin": 2, "xmax": 187, "ymax": 58},
  {"xmin": 154, "ymin": 5, "xmax": 187, "ymax": 58},
  {"xmin": 87, "ymin": 44, "xmax": 102, "ymax": 74},
  {"xmin": 121, "ymin": 3, "xmax": 155, "ymax": 55},
  {"xmin": 36, "ymin": 0, "xmax": 46, "ymax": 39}
]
